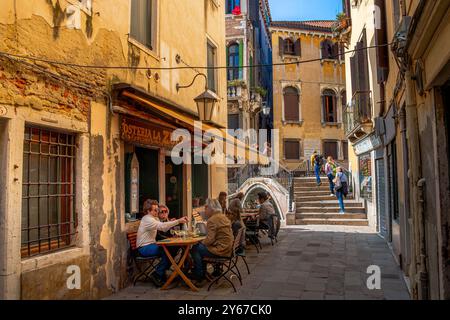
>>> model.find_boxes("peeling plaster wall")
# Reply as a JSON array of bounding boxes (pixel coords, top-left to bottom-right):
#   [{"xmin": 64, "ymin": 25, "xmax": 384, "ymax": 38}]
[{"xmin": 0, "ymin": 0, "xmax": 226, "ymax": 300}]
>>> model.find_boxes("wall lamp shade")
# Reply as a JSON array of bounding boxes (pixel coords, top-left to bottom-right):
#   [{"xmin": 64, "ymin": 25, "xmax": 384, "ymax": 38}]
[
  {"xmin": 262, "ymin": 105, "xmax": 271, "ymax": 116},
  {"xmin": 194, "ymin": 89, "xmax": 219, "ymax": 122}
]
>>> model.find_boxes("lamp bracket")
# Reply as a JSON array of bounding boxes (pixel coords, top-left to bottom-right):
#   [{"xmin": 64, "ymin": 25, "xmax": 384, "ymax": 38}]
[{"xmin": 176, "ymin": 73, "xmax": 208, "ymax": 92}]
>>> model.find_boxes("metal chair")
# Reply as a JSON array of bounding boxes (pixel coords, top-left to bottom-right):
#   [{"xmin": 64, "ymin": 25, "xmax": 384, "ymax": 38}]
[
  {"xmin": 245, "ymin": 217, "xmax": 262, "ymax": 253},
  {"xmin": 127, "ymin": 232, "xmax": 161, "ymax": 286},
  {"xmin": 203, "ymin": 227, "xmax": 245, "ymax": 293}
]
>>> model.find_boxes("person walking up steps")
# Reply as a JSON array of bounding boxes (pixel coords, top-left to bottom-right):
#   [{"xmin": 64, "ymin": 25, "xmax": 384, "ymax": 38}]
[
  {"xmin": 311, "ymin": 151, "xmax": 323, "ymax": 186},
  {"xmin": 325, "ymin": 156, "xmax": 337, "ymax": 196},
  {"xmin": 333, "ymin": 167, "xmax": 348, "ymax": 214}
]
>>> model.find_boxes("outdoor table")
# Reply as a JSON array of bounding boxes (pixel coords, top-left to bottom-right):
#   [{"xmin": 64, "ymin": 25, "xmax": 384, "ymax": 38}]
[
  {"xmin": 156, "ymin": 236, "xmax": 206, "ymax": 292},
  {"xmin": 242, "ymin": 210, "xmax": 259, "ymax": 221}
]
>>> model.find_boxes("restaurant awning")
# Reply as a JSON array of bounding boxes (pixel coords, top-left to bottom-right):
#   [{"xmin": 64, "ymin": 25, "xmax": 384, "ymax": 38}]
[{"xmin": 113, "ymin": 85, "xmax": 270, "ymax": 165}]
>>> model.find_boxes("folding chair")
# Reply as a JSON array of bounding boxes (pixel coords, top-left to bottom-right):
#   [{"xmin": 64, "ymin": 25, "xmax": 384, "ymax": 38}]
[
  {"xmin": 127, "ymin": 232, "xmax": 161, "ymax": 286},
  {"xmin": 203, "ymin": 227, "xmax": 245, "ymax": 293}
]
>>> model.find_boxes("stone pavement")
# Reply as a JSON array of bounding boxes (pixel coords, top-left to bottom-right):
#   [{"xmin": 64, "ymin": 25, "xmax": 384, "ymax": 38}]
[{"xmin": 106, "ymin": 226, "xmax": 411, "ymax": 300}]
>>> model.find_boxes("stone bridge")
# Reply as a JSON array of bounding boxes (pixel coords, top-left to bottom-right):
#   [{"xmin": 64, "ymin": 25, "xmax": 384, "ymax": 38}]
[{"xmin": 229, "ymin": 177, "xmax": 292, "ymax": 226}]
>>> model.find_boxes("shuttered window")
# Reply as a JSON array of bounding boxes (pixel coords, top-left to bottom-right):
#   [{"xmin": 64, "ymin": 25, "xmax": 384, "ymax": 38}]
[
  {"xmin": 284, "ymin": 140, "xmax": 300, "ymax": 160},
  {"xmin": 228, "ymin": 114, "xmax": 240, "ymax": 131},
  {"xmin": 283, "ymin": 86, "xmax": 299, "ymax": 122},
  {"xmin": 279, "ymin": 37, "xmax": 301, "ymax": 56},
  {"xmin": 342, "ymin": 141, "xmax": 348, "ymax": 160},
  {"xmin": 207, "ymin": 42, "xmax": 217, "ymax": 92},
  {"xmin": 322, "ymin": 89, "xmax": 337, "ymax": 123},
  {"xmin": 130, "ymin": 0, "xmax": 153, "ymax": 50},
  {"xmin": 321, "ymin": 40, "xmax": 338, "ymax": 60},
  {"xmin": 323, "ymin": 141, "xmax": 338, "ymax": 160}
]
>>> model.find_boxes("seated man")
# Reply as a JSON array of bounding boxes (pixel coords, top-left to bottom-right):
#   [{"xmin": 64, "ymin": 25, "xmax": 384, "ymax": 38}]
[
  {"xmin": 257, "ymin": 192, "xmax": 277, "ymax": 239},
  {"xmin": 190, "ymin": 199, "xmax": 234, "ymax": 283},
  {"xmin": 137, "ymin": 199, "xmax": 188, "ymax": 287}
]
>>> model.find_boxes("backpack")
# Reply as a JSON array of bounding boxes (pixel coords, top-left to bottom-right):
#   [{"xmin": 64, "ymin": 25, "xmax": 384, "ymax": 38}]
[{"xmin": 314, "ymin": 155, "xmax": 323, "ymax": 166}]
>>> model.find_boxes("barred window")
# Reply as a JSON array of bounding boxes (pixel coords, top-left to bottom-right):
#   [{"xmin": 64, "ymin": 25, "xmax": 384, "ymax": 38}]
[{"xmin": 22, "ymin": 126, "xmax": 77, "ymax": 258}]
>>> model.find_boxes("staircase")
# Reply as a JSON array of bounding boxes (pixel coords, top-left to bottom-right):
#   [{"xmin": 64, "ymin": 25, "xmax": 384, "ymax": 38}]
[{"xmin": 294, "ymin": 177, "xmax": 368, "ymax": 226}]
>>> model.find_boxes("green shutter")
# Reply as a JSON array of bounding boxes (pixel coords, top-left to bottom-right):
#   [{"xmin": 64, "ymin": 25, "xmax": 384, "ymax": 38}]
[{"xmin": 239, "ymin": 40, "xmax": 244, "ymax": 79}]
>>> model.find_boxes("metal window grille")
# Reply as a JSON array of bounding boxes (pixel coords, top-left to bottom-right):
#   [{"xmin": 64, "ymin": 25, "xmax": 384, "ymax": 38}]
[{"xmin": 21, "ymin": 126, "xmax": 77, "ymax": 258}]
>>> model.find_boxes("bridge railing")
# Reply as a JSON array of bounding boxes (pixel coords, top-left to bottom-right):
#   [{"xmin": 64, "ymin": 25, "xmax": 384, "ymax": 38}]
[{"xmin": 228, "ymin": 161, "xmax": 295, "ymax": 212}]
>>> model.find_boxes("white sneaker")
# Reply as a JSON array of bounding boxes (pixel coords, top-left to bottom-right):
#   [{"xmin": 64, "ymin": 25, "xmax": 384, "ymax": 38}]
[{"xmin": 330, "ymin": 194, "xmax": 335, "ymax": 197}]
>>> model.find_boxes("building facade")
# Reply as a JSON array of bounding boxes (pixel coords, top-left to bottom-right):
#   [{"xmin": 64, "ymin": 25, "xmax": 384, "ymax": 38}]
[
  {"xmin": 225, "ymin": 0, "xmax": 273, "ymax": 134},
  {"xmin": 271, "ymin": 21, "xmax": 347, "ymax": 172},
  {"xmin": 0, "ymin": 0, "xmax": 229, "ymax": 300},
  {"xmin": 342, "ymin": 0, "xmax": 450, "ymax": 299}
]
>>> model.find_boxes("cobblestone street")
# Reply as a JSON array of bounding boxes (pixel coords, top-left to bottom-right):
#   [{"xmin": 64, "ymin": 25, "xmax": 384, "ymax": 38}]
[{"xmin": 107, "ymin": 226, "xmax": 410, "ymax": 300}]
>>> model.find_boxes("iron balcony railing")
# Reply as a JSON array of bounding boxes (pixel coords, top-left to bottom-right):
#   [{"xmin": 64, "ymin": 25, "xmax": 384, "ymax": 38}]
[{"xmin": 343, "ymin": 90, "xmax": 373, "ymax": 135}]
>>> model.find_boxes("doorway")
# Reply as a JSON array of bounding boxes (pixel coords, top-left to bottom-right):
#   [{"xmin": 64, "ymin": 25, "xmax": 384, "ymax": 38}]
[{"xmin": 165, "ymin": 157, "xmax": 183, "ymax": 218}]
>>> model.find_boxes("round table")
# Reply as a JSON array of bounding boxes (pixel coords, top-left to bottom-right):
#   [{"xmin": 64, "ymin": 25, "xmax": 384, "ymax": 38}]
[{"xmin": 156, "ymin": 236, "xmax": 206, "ymax": 292}]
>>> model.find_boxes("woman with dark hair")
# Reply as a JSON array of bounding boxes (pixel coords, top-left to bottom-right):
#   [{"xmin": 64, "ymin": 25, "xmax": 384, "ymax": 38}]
[{"xmin": 257, "ymin": 192, "xmax": 276, "ymax": 239}]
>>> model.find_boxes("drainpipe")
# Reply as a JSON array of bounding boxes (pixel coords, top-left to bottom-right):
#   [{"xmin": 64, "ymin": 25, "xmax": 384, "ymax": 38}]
[{"xmin": 417, "ymin": 178, "xmax": 429, "ymax": 300}]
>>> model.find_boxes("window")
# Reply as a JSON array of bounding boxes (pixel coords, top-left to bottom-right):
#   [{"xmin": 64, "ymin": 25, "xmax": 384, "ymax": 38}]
[
  {"xmin": 226, "ymin": 0, "xmax": 241, "ymax": 14},
  {"xmin": 321, "ymin": 39, "xmax": 338, "ymax": 60},
  {"xmin": 284, "ymin": 39, "xmax": 295, "ymax": 55},
  {"xmin": 227, "ymin": 43, "xmax": 240, "ymax": 80},
  {"xmin": 322, "ymin": 89, "xmax": 337, "ymax": 123},
  {"xmin": 228, "ymin": 114, "xmax": 240, "ymax": 131},
  {"xmin": 283, "ymin": 86, "xmax": 300, "ymax": 122},
  {"xmin": 192, "ymin": 162, "xmax": 209, "ymax": 209},
  {"xmin": 207, "ymin": 42, "xmax": 217, "ymax": 92},
  {"xmin": 284, "ymin": 140, "xmax": 301, "ymax": 160},
  {"xmin": 360, "ymin": 153, "xmax": 374, "ymax": 202},
  {"xmin": 22, "ymin": 126, "xmax": 77, "ymax": 258},
  {"xmin": 279, "ymin": 37, "xmax": 301, "ymax": 56},
  {"xmin": 342, "ymin": 141, "xmax": 349, "ymax": 160},
  {"xmin": 323, "ymin": 141, "xmax": 338, "ymax": 160},
  {"xmin": 130, "ymin": 0, "xmax": 154, "ymax": 50}
]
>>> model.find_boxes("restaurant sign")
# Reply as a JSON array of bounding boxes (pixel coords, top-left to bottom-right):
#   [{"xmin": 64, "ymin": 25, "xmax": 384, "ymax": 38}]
[
  {"xmin": 120, "ymin": 116, "xmax": 178, "ymax": 149},
  {"xmin": 353, "ymin": 134, "xmax": 382, "ymax": 156}
]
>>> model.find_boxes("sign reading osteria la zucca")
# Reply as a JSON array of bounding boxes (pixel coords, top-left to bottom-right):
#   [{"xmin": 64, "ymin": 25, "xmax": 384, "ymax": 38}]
[{"xmin": 120, "ymin": 116, "xmax": 178, "ymax": 149}]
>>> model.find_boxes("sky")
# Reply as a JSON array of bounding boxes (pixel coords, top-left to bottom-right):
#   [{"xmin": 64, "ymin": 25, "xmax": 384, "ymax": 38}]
[{"xmin": 268, "ymin": 0, "xmax": 343, "ymax": 21}]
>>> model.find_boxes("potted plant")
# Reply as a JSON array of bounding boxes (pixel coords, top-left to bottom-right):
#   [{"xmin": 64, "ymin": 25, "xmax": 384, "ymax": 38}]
[{"xmin": 254, "ymin": 86, "xmax": 268, "ymax": 98}]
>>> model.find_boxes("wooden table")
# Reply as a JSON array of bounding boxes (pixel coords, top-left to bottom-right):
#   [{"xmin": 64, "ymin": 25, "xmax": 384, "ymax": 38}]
[{"xmin": 156, "ymin": 236, "xmax": 206, "ymax": 292}]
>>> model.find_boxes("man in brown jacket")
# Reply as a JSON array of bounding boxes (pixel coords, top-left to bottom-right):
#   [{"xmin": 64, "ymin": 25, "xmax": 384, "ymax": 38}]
[{"xmin": 190, "ymin": 198, "xmax": 234, "ymax": 281}]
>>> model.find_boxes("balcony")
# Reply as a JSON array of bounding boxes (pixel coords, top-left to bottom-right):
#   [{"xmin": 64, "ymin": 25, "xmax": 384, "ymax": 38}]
[
  {"xmin": 227, "ymin": 80, "xmax": 247, "ymax": 100},
  {"xmin": 344, "ymin": 90, "xmax": 374, "ymax": 142}
]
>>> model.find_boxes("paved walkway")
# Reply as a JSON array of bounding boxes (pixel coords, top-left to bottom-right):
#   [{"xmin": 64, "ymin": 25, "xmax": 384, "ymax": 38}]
[{"xmin": 106, "ymin": 226, "xmax": 410, "ymax": 300}]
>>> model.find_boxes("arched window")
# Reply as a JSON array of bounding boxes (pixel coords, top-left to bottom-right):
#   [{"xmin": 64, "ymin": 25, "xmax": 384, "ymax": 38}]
[
  {"xmin": 321, "ymin": 39, "xmax": 338, "ymax": 60},
  {"xmin": 227, "ymin": 43, "xmax": 240, "ymax": 80},
  {"xmin": 283, "ymin": 86, "xmax": 299, "ymax": 122},
  {"xmin": 226, "ymin": 0, "xmax": 241, "ymax": 14},
  {"xmin": 284, "ymin": 38, "xmax": 295, "ymax": 55},
  {"xmin": 322, "ymin": 89, "xmax": 337, "ymax": 123}
]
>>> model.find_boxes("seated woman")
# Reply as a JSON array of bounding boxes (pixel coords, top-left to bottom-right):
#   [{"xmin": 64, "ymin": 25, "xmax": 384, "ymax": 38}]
[
  {"xmin": 189, "ymin": 199, "xmax": 234, "ymax": 283},
  {"xmin": 137, "ymin": 199, "xmax": 188, "ymax": 287},
  {"xmin": 257, "ymin": 192, "xmax": 277, "ymax": 239},
  {"xmin": 156, "ymin": 204, "xmax": 177, "ymax": 241}
]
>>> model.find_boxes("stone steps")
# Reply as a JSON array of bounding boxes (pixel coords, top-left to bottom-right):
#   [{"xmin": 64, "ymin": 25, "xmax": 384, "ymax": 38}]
[
  {"xmin": 296, "ymin": 195, "xmax": 354, "ymax": 202},
  {"xmin": 296, "ymin": 201, "xmax": 363, "ymax": 208},
  {"xmin": 296, "ymin": 212, "xmax": 367, "ymax": 220},
  {"xmin": 290, "ymin": 176, "xmax": 368, "ymax": 226},
  {"xmin": 295, "ymin": 218, "xmax": 369, "ymax": 226},
  {"xmin": 296, "ymin": 206, "xmax": 366, "ymax": 213}
]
